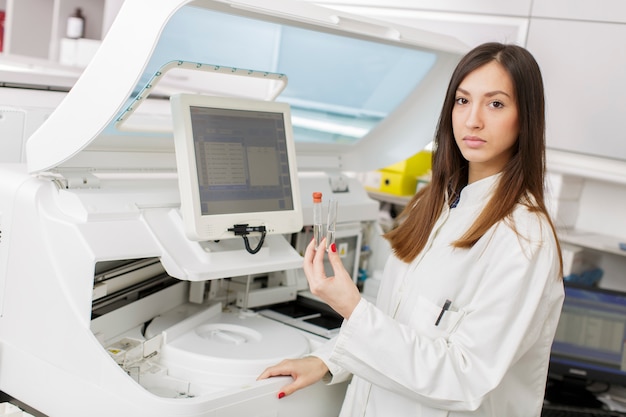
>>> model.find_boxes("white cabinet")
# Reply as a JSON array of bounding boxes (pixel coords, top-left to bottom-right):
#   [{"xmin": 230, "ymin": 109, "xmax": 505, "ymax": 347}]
[
  {"xmin": 1, "ymin": 0, "xmax": 122, "ymax": 62},
  {"xmin": 4, "ymin": 0, "xmax": 54, "ymax": 58},
  {"xmin": 531, "ymin": 0, "xmax": 626, "ymax": 23},
  {"xmin": 526, "ymin": 18, "xmax": 626, "ymax": 162}
]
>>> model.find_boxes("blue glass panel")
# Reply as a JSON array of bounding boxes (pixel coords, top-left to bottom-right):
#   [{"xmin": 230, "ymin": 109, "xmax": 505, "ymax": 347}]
[{"xmin": 117, "ymin": 5, "xmax": 437, "ymax": 145}]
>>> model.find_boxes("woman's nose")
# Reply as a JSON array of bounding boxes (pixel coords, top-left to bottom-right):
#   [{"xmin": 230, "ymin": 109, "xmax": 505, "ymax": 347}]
[{"xmin": 465, "ymin": 105, "xmax": 483, "ymax": 129}]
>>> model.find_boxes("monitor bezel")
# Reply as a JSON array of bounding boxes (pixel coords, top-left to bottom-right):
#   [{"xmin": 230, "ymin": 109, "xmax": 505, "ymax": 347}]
[{"xmin": 171, "ymin": 93, "xmax": 303, "ymax": 242}]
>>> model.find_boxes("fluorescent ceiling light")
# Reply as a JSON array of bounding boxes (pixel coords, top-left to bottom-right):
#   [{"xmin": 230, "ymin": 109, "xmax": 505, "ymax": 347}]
[{"xmin": 291, "ymin": 115, "xmax": 370, "ymax": 138}]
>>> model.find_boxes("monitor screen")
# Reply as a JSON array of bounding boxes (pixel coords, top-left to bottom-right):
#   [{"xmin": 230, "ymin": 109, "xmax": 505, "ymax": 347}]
[
  {"xmin": 548, "ymin": 283, "xmax": 626, "ymax": 393},
  {"xmin": 171, "ymin": 94, "xmax": 302, "ymax": 241}
]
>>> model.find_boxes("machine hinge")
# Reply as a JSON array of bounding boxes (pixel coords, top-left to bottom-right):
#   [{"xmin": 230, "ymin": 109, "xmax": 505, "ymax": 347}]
[{"xmin": 46, "ymin": 171, "xmax": 101, "ymax": 189}]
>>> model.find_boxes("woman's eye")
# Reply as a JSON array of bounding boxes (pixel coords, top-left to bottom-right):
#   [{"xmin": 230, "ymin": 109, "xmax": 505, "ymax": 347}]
[
  {"xmin": 490, "ymin": 100, "xmax": 504, "ymax": 109},
  {"xmin": 455, "ymin": 97, "xmax": 468, "ymax": 105}
]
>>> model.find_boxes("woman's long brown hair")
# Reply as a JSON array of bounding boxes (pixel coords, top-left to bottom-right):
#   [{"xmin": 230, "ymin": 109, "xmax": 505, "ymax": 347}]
[{"xmin": 385, "ymin": 42, "xmax": 562, "ymax": 274}]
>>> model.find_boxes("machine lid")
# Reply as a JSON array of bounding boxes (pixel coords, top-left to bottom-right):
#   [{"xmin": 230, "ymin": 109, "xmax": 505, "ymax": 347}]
[{"xmin": 26, "ymin": 0, "xmax": 467, "ymax": 175}]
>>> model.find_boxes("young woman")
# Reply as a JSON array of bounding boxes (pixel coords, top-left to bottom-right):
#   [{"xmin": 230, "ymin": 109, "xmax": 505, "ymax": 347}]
[{"xmin": 258, "ymin": 42, "xmax": 564, "ymax": 417}]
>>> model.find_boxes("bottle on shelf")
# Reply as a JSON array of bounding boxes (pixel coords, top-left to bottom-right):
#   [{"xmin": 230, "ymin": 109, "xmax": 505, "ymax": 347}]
[{"xmin": 66, "ymin": 8, "xmax": 85, "ymax": 39}]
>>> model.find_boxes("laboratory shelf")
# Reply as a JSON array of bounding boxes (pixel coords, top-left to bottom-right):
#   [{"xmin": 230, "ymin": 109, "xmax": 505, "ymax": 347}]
[{"xmin": 558, "ymin": 228, "xmax": 626, "ymax": 257}]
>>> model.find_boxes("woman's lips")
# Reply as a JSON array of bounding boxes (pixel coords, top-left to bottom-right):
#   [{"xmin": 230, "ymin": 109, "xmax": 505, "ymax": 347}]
[{"xmin": 463, "ymin": 136, "xmax": 486, "ymax": 148}]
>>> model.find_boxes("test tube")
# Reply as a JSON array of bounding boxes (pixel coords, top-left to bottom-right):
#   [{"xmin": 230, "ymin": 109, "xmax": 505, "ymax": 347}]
[
  {"xmin": 326, "ymin": 198, "xmax": 338, "ymax": 251},
  {"xmin": 312, "ymin": 192, "xmax": 323, "ymax": 248}
]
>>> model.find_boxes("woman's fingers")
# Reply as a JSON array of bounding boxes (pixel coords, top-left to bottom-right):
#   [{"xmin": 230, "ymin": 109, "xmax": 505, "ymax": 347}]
[
  {"xmin": 257, "ymin": 360, "xmax": 291, "ymax": 380},
  {"xmin": 304, "ymin": 237, "xmax": 329, "ymax": 283},
  {"xmin": 326, "ymin": 242, "xmax": 347, "ymax": 274},
  {"xmin": 257, "ymin": 357, "xmax": 329, "ymax": 398}
]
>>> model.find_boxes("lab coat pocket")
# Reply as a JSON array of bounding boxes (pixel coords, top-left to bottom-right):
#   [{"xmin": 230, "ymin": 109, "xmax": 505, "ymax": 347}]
[{"xmin": 409, "ymin": 296, "xmax": 465, "ymax": 339}]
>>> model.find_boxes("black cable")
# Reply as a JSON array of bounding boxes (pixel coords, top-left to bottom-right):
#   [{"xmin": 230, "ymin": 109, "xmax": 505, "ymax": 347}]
[
  {"xmin": 242, "ymin": 233, "xmax": 266, "ymax": 254},
  {"xmin": 227, "ymin": 224, "xmax": 267, "ymax": 254}
]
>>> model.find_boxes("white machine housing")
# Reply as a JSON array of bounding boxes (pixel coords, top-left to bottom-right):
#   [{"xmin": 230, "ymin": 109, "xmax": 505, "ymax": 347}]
[{"xmin": 0, "ymin": 1, "xmax": 466, "ymax": 416}]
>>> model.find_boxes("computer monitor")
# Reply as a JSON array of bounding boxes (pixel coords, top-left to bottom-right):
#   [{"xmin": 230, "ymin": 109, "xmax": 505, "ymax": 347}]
[
  {"xmin": 171, "ymin": 94, "xmax": 302, "ymax": 242},
  {"xmin": 546, "ymin": 283, "xmax": 626, "ymax": 407}
]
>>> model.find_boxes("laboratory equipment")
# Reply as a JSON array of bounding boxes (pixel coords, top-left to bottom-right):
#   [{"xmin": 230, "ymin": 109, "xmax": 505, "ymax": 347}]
[
  {"xmin": 546, "ymin": 284, "xmax": 626, "ymax": 409},
  {"xmin": 0, "ymin": 0, "xmax": 465, "ymax": 416},
  {"xmin": 170, "ymin": 93, "xmax": 302, "ymax": 243}
]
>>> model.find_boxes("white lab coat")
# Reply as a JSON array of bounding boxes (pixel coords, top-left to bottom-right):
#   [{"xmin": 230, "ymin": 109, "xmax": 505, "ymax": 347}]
[{"xmin": 313, "ymin": 174, "xmax": 564, "ymax": 417}]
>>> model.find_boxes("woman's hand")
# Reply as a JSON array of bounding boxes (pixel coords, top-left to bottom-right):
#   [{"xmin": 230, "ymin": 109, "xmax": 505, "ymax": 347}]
[
  {"xmin": 303, "ymin": 238, "xmax": 362, "ymax": 319},
  {"xmin": 257, "ymin": 356, "xmax": 329, "ymax": 398}
]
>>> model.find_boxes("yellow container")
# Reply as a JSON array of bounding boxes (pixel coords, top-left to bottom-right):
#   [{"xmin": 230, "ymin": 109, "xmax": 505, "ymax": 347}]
[
  {"xmin": 376, "ymin": 170, "xmax": 417, "ymax": 195},
  {"xmin": 384, "ymin": 150, "xmax": 432, "ymax": 177},
  {"xmin": 365, "ymin": 150, "xmax": 432, "ymax": 196}
]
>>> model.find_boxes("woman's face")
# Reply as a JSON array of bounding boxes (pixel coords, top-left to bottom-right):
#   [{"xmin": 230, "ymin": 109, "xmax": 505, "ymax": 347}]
[{"xmin": 452, "ymin": 61, "xmax": 520, "ymax": 183}]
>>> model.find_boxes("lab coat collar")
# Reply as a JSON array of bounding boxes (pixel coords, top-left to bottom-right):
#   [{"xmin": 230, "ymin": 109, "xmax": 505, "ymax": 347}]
[{"xmin": 454, "ymin": 173, "xmax": 501, "ymax": 209}]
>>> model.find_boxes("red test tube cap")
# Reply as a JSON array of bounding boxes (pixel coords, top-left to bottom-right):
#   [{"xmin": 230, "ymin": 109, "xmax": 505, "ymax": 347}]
[{"xmin": 312, "ymin": 192, "xmax": 322, "ymax": 203}]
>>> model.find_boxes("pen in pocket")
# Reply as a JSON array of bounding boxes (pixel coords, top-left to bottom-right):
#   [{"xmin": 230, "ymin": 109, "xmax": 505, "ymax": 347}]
[{"xmin": 435, "ymin": 299, "xmax": 452, "ymax": 326}]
